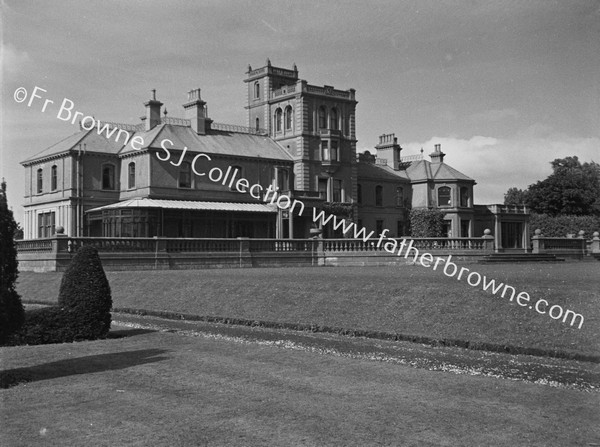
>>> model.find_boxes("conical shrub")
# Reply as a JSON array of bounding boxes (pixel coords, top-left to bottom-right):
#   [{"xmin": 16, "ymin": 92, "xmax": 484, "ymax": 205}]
[{"xmin": 58, "ymin": 245, "xmax": 112, "ymax": 340}]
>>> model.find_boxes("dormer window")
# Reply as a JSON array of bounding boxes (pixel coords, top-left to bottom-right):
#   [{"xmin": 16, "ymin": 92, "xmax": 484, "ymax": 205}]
[{"xmin": 179, "ymin": 162, "xmax": 192, "ymax": 188}]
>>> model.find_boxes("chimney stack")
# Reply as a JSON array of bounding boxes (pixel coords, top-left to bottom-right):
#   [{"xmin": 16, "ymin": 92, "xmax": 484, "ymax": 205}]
[
  {"xmin": 144, "ymin": 89, "xmax": 163, "ymax": 131},
  {"xmin": 183, "ymin": 88, "xmax": 212, "ymax": 135},
  {"xmin": 429, "ymin": 143, "xmax": 445, "ymax": 163},
  {"xmin": 375, "ymin": 133, "xmax": 402, "ymax": 170}
]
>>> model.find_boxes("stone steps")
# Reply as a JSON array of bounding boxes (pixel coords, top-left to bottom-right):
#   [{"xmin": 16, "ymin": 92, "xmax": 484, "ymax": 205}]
[{"xmin": 479, "ymin": 253, "xmax": 564, "ymax": 264}]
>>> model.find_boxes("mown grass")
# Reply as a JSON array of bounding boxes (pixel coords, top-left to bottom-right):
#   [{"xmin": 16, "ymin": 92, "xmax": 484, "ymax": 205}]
[
  {"xmin": 16, "ymin": 262, "xmax": 600, "ymax": 357},
  {"xmin": 2, "ymin": 328, "xmax": 599, "ymax": 446}
]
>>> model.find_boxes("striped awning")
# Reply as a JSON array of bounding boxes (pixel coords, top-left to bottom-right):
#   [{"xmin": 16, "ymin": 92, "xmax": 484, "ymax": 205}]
[{"xmin": 87, "ymin": 198, "xmax": 278, "ymax": 213}]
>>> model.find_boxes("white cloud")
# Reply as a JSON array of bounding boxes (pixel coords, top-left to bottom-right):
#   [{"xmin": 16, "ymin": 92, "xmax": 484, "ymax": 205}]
[
  {"xmin": 402, "ymin": 131, "xmax": 600, "ymax": 204},
  {"xmin": 469, "ymin": 108, "xmax": 520, "ymax": 123}
]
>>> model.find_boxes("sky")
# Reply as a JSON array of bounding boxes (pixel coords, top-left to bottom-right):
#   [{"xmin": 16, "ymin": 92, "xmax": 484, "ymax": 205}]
[{"xmin": 1, "ymin": 0, "xmax": 599, "ymax": 224}]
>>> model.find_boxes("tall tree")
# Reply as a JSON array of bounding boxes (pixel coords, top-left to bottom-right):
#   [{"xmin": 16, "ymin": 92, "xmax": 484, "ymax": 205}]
[
  {"xmin": 0, "ymin": 180, "xmax": 25, "ymax": 343},
  {"xmin": 503, "ymin": 187, "xmax": 529, "ymax": 206},
  {"xmin": 526, "ymin": 156, "xmax": 600, "ymax": 216}
]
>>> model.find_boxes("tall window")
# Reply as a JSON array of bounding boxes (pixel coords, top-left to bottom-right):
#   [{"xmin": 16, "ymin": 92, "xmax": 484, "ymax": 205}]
[
  {"xmin": 318, "ymin": 106, "xmax": 327, "ymax": 129},
  {"xmin": 285, "ymin": 106, "xmax": 293, "ymax": 130},
  {"xmin": 396, "ymin": 186, "xmax": 404, "ymax": 207},
  {"xmin": 331, "ymin": 141, "xmax": 339, "ymax": 161},
  {"xmin": 357, "ymin": 184, "xmax": 362, "ymax": 204},
  {"xmin": 254, "ymin": 81, "xmax": 260, "ymax": 99},
  {"xmin": 51, "ymin": 165, "xmax": 57, "ymax": 191},
  {"xmin": 333, "ymin": 179, "xmax": 342, "ymax": 202},
  {"xmin": 37, "ymin": 211, "xmax": 55, "ymax": 238},
  {"xmin": 102, "ymin": 164, "xmax": 115, "ymax": 190},
  {"xmin": 375, "ymin": 185, "xmax": 383, "ymax": 206},
  {"xmin": 330, "ymin": 108, "xmax": 338, "ymax": 130},
  {"xmin": 255, "ymin": 117, "xmax": 260, "ymax": 132},
  {"xmin": 37, "ymin": 168, "xmax": 43, "ymax": 194},
  {"xmin": 376, "ymin": 220, "xmax": 384, "ymax": 236},
  {"xmin": 275, "ymin": 108, "xmax": 283, "ymax": 133},
  {"xmin": 321, "ymin": 141, "xmax": 330, "ymax": 161},
  {"xmin": 179, "ymin": 162, "xmax": 192, "ymax": 188},
  {"xmin": 318, "ymin": 178, "xmax": 328, "ymax": 200},
  {"xmin": 438, "ymin": 186, "xmax": 451, "ymax": 207},
  {"xmin": 460, "ymin": 186, "xmax": 469, "ymax": 207},
  {"xmin": 128, "ymin": 162, "xmax": 136, "ymax": 189}
]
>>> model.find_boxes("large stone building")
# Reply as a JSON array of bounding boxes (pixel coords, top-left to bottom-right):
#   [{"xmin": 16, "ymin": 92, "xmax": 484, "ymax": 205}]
[{"xmin": 20, "ymin": 60, "xmax": 529, "ymax": 250}]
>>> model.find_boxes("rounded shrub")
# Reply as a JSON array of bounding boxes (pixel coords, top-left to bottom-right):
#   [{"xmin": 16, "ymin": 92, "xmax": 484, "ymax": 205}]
[{"xmin": 57, "ymin": 245, "xmax": 112, "ymax": 340}]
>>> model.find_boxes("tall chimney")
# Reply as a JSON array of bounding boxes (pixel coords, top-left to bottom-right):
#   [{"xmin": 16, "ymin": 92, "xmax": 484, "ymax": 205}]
[
  {"xmin": 375, "ymin": 133, "xmax": 402, "ymax": 170},
  {"xmin": 144, "ymin": 89, "xmax": 163, "ymax": 131},
  {"xmin": 183, "ymin": 88, "xmax": 212, "ymax": 135},
  {"xmin": 429, "ymin": 143, "xmax": 445, "ymax": 163}
]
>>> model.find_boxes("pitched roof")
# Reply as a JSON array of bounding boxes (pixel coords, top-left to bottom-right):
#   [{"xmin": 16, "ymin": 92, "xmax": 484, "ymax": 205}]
[
  {"xmin": 405, "ymin": 159, "xmax": 475, "ymax": 183},
  {"xmin": 121, "ymin": 124, "xmax": 293, "ymax": 161},
  {"xmin": 357, "ymin": 162, "xmax": 411, "ymax": 181},
  {"xmin": 22, "ymin": 123, "xmax": 293, "ymax": 165}
]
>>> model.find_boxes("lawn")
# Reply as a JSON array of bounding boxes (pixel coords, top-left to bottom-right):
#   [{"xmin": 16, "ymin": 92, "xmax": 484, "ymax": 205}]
[
  {"xmin": 16, "ymin": 262, "xmax": 600, "ymax": 357},
  {"xmin": 1, "ymin": 326, "xmax": 599, "ymax": 446}
]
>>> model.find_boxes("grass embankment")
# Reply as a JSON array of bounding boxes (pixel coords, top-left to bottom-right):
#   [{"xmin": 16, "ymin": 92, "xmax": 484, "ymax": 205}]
[
  {"xmin": 16, "ymin": 263, "xmax": 600, "ymax": 357},
  {"xmin": 2, "ymin": 328, "xmax": 599, "ymax": 446}
]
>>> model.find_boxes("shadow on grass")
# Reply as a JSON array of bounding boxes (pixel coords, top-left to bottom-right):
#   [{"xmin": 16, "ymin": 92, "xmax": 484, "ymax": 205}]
[
  {"xmin": 107, "ymin": 328, "xmax": 157, "ymax": 339},
  {"xmin": 0, "ymin": 348, "xmax": 169, "ymax": 389}
]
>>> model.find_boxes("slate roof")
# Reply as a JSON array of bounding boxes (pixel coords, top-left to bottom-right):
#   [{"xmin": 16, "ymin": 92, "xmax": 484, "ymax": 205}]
[
  {"xmin": 22, "ymin": 123, "xmax": 293, "ymax": 165},
  {"xmin": 357, "ymin": 161, "xmax": 411, "ymax": 181},
  {"xmin": 405, "ymin": 159, "xmax": 475, "ymax": 183}
]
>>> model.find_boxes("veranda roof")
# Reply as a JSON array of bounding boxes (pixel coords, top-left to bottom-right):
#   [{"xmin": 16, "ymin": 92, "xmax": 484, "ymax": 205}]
[{"xmin": 87, "ymin": 198, "xmax": 278, "ymax": 213}]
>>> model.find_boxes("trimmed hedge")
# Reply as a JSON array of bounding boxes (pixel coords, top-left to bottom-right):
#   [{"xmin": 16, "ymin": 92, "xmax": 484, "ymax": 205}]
[
  {"xmin": 57, "ymin": 245, "xmax": 112, "ymax": 340},
  {"xmin": 409, "ymin": 209, "xmax": 445, "ymax": 237},
  {"xmin": 529, "ymin": 213, "xmax": 600, "ymax": 238},
  {"xmin": 10, "ymin": 306, "xmax": 75, "ymax": 345}
]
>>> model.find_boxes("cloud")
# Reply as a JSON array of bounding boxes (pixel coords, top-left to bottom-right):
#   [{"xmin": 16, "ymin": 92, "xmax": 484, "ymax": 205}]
[
  {"xmin": 0, "ymin": 43, "xmax": 32, "ymax": 78},
  {"xmin": 402, "ymin": 130, "xmax": 600, "ymax": 204}
]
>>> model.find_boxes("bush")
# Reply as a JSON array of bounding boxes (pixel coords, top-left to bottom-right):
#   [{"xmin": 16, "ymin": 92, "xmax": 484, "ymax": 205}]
[
  {"xmin": 409, "ymin": 209, "xmax": 445, "ymax": 237},
  {"xmin": 529, "ymin": 213, "xmax": 600, "ymax": 238},
  {"xmin": 0, "ymin": 287, "xmax": 25, "ymax": 344},
  {"xmin": 0, "ymin": 180, "xmax": 24, "ymax": 343},
  {"xmin": 57, "ymin": 245, "xmax": 112, "ymax": 340},
  {"xmin": 10, "ymin": 306, "xmax": 74, "ymax": 345}
]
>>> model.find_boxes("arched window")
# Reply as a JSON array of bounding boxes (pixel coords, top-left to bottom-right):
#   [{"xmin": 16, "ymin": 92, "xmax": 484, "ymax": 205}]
[
  {"xmin": 275, "ymin": 108, "xmax": 283, "ymax": 133},
  {"xmin": 357, "ymin": 184, "xmax": 362, "ymax": 204},
  {"xmin": 330, "ymin": 108, "xmax": 338, "ymax": 130},
  {"xmin": 179, "ymin": 162, "xmax": 192, "ymax": 188},
  {"xmin": 37, "ymin": 168, "xmax": 43, "ymax": 194},
  {"xmin": 51, "ymin": 165, "xmax": 58, "ymax": 191},
  {"xmin": 396, "ymin": 186, "xmax": 404, "ymax": 207},
  {"xmin": 318, "ymin": 106, "xmax": 327, "ymax": 129},
  {"xmin": 255, "ymin": 117, "xmax": 260, "ymax": 132},
  {"xmin": 102, "ymin": 164, "xmax": 115, "ymax": 190},
  {"xmin": 285, "ymin": 106, "xmax": 293, "ymax": 130},
  {"xmin": 128, "ymin": 162, "xmax": 136, "ymax": 189},
  {"xmin": 375, "ymin": 185, "xmax": 383, "ymax": 206},
  {"xmin": 438, "ymin": 186, "xmax": 451, "ymax": 207},
  {"xmin": 460, "ymin": 186, "xmax": 469, "ymax": 207},
  {"xmin": 254, "ymin": 81, "xmax": 260, "ymax": 99}
]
